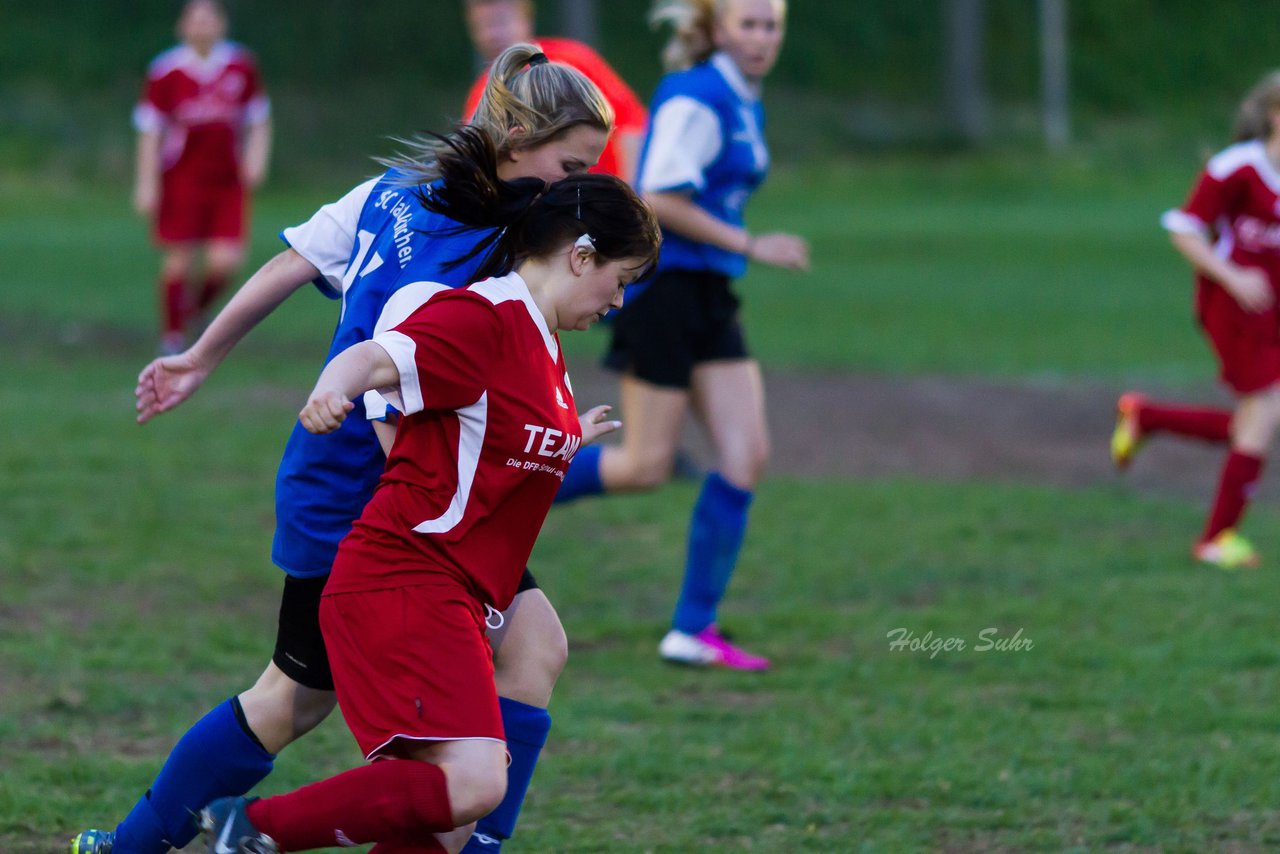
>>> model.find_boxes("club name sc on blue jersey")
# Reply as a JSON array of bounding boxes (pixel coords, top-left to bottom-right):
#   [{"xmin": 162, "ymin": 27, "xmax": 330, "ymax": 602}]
[{"xmin": 273, "ymin": 173, "xmax": 491, "ymax": 578}]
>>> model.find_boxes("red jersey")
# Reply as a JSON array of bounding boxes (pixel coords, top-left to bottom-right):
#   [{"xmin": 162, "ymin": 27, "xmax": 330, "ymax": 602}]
[
  {"xmin": 464, "ymin": 37, "xmax": 647, "ymax": 179},
  {"xmin": 327, "ymin": 273, "xmax": 582, "ymax": 610},
  {"xmin": 1163, "ymin": 140, "xmax": 1280, "ymax": 293},
  {"xmin": 134, "ymin": 41, "xmax": 270, "ymax": 182}
]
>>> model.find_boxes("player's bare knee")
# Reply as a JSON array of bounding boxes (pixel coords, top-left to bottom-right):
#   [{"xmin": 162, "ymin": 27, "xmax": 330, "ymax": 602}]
[{"xmin": 444, "ymin": 763, "xmax": 508, "ymax": 825}]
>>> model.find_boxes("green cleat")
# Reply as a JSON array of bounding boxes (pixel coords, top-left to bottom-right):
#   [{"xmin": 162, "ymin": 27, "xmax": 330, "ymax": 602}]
[
  {"xmin": 1194, "ymin": 529, "xmax": 1260, "ymax": 570},
  {"xmin": 1111, "ymin": 392, "xmax": 1146, "ymax": 470},
  {"xmin": 68, "ymin": 829, "xmax": 114, "ymax": 854}
]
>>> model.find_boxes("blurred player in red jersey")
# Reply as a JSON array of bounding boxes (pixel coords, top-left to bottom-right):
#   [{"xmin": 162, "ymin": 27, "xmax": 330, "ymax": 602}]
[
  {"xmin": 195, "ymin": 130, "xmax": 661, "ymax": 854},
  {"xmin": 462, "ymin": 0, "xmax": 646, "ymax": 182},
  {"xmin": 1112, "ymin": 71, "xmax": 1280, "ymax": 569},
  {"xmin": 135, "ymin": 0, "xmax": 271, "ymax": 354}
]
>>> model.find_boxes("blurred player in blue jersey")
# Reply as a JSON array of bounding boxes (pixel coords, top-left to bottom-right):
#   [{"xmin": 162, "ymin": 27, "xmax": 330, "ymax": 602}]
[
  {"xmin": 70, "ymin": 44, "xmax": 611, "ymax": 854},
  {"xmin": 556, "ymin": 0, "xmax": 809, "ymax": 670}
]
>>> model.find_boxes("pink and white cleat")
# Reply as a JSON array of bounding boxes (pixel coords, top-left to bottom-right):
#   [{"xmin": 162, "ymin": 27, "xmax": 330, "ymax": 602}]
[{"xmin": 659, "ymin": 625, "xmax": 770, "ymax": 671}]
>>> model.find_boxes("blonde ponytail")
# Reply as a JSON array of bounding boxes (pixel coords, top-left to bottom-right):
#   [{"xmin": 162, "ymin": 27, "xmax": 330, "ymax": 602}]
[
  {"xmin": 650, "ymin": 0, "xmax": 718, "ymax": 71},
  {"xmin": 382, "ymin": 43, "xmax": 613, "ymax": 185}
]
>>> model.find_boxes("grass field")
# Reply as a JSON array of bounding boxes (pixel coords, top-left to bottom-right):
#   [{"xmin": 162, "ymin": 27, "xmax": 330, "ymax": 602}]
[{"xmin": 5, "ymin": 150, "xmax": 1279, "ymax": 852}]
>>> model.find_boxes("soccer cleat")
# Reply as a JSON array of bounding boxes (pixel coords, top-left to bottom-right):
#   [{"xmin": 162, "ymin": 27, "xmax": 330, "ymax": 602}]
[
  {"xmin": 659, "ymin": 625, "xmax": 770, "ymax": 671},
  {"xmin": 1193, "ymin": 529, "xmax": 1260, "ymax": 570},
  {"xmin": 68, "ymin": 829, "xmax": 114, "ymax": 854},
  {"xmin": 1111, "ymin": 392, "xmax": 1146, "ymax": 470},
  {"xmin": 199, "ymin": 797, "xmax": 277, "ymax": 854}
]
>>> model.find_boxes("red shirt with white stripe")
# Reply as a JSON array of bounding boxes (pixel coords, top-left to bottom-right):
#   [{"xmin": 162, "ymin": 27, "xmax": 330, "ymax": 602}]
[
  {"xmin": 1163, "ymin": 139, "xmax": 1280, "ymax": 294},
  {"xmin": 134, "ymin": 41, "xmax": 270, "ymax": 181},
  {"xmin": 325, "ymin": 272, "xmax": 582, "ymax": 611}
]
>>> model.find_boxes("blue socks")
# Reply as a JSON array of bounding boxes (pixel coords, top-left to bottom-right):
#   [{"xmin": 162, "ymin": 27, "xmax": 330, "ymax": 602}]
[
  {"xmin": 672, "ymin": 472, "xmax": 754, "ymax": 634},
  {"xmin": 461, "ymin": 696, "xmax": 552, "ymax": 853},
  {"xmin": 113, "ymin": 697, "xmax": 275, "ymax": 854},
  {"xmin": 554, "ymin": 444, "xmax": 604, "ymax": 504}
]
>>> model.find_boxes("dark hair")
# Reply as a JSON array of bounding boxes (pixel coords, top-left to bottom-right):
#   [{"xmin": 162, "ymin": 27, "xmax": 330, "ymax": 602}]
[{"xmin": 418, "ymin": 126, "xmax": 661, "ymax": 282}]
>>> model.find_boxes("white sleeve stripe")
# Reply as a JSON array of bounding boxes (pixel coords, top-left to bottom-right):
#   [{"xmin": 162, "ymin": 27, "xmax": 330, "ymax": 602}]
[
  {"xmin": 639, "ymin": 96, "xmax": 722, "ymax": 194},
  {"xmin": 1161, "ymin": 209, "xmax": 1209, "ymax": 236},
  {"xmin": 370, "ymin": 331, "xmax": 423, "ymax": 416},
  {"xmin": 362, "ymin": 282, "xmax": 451, "ymax": 420}
]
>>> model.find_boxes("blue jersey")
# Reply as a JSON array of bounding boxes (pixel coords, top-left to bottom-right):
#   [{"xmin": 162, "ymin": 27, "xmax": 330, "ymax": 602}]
[
  {"xmin": 275, "ymin": 172, "xmax": 491, "ymax": 577},
  {"xmin": 636, "ymin": 51, "xmax": 770, "ymax": 281}
]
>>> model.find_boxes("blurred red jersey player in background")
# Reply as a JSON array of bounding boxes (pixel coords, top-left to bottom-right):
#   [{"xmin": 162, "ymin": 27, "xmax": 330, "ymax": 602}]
[
  {"xmin": 462, "ymin": 0, "xmax": 646, "ymax": 183},
  {"xmin": 134, "ymin": 0, "xmax": 272, "ymax": 354}
]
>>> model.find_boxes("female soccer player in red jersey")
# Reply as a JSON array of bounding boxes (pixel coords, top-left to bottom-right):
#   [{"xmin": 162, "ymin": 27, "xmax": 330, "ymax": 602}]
[
  {"xmin": 72, "ymin": 46, "xmax": 612, "ymax": 854},
  {"xmin": 135, "ymin": 0, "xmax": 271, "ymax": 354},
  {"xmin": 462, "ymin": 0, "xmax": 648, "ymax": 182},
  {"xmin": 196, "ymin": 129, "xmax": 660, "ymax": 854},
  {"xmin": 1113, "ymin": 71, "xmax": 1280, "ymax": 569}
]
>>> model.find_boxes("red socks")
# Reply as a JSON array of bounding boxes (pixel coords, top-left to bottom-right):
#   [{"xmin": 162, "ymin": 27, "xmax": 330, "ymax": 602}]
[
  {"xmin": 247, "ymin": 759, "xmax": 452, "ymax": 851},
  {"xmin": 1202, "ymin": 450, "xmax": 1265, "ymax": 542},
  {"xmin": 1138, "ymin": 403, "xmax": 1232, "ymax": 443}
]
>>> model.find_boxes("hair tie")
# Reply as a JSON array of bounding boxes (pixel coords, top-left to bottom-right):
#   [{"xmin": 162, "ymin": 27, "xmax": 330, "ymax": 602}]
[{"xmin": 528, "ymin": 52, "xmax": 549, "ymax": 67}]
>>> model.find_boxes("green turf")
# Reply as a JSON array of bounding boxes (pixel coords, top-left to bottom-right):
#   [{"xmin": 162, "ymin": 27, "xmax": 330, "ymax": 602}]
[
  {"xmin": 4, "ymin": 342, "xmax": 1280, "ymax": 850},
  {"xmin": 0, "ymin": 150, "xmax": 1216, "ymax": 385},
  {"xmin": 4, "ymin": 152, "xmax": 1275, "ymax": 851}
]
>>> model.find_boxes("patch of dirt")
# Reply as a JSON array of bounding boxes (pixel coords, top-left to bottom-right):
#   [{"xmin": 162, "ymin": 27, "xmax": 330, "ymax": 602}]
[{"xmin": 567, "ymin": 364, "xmax": 1235, "ymax": 502}]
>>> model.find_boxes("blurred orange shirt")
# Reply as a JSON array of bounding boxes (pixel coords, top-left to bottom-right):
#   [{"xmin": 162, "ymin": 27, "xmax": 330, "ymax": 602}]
[{"xmin": 464, "ymin": 37, "xmax": 647, "ymax": 181}]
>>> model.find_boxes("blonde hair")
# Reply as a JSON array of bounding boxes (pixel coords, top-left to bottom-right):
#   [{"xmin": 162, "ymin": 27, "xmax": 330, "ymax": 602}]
[
  {"xmin": 650, "ymin": 0, "xmax": 787, "ymax": 72},
  {"xmin": 1233, "ymin": 70, "xmax": 1280, "ymax": 142},
  {"xmin": 384, "ymin": 43, "xmax": 613, "ymax": 184}
]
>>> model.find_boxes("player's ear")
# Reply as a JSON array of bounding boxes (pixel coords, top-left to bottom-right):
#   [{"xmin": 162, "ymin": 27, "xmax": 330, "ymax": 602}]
[{"xmin": 504, "ymin": 126, "xmax": 528, "ymax": 161}]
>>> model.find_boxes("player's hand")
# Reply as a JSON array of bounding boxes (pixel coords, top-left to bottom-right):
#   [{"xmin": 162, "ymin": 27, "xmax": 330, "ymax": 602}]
[
  {"xmin": 1224, "ymin": 266, "xmax": 1273, "ymax": 313},
  {"xmin": 299, "ymin": 391, "xmax": 354, "ymax": 434},
  {"xmin": 135, "ymin": 352, "xmax": 213, "ymax": 424},
  {"xmin": 578, "ymin": 404, "xmax": 622, "ymax": 446},
  {"xmin": 748, "ymin": 232, "xmax": 810, "ymax": 271}
]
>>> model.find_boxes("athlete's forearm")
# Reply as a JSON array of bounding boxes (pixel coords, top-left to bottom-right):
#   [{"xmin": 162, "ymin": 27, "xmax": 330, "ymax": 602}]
[
  {"xmin": 644, "ymin": 191, "xmax": 750, "ymax": 255},
  {"xmin": 241, "ymin": 119, "xmax": 272, "ymax": 188},
  {"xmin": 312, "ymin": 341, "xmax": 401, "ymax": 403},
  {"xmin": 1170, "ymin": 229, "xmax": 1240, "ymax": 284},
  {"xmin": 133, "ymin": 131, "xmax": 161, "ymax": 215},
  {"xmin": 187, "ymin": 248, "xmax": 318, "ymax": 369}
]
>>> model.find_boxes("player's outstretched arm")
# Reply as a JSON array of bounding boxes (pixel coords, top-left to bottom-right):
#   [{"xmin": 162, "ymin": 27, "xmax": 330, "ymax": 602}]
[
  {"xmin": 578, "ymin": 404, "xmax": 622, "ymax": 445},
  {"xmin": 135, "ymin": 248, "xmax": 321, "ymax": 423},
  {"xmin": 299, "ymin": 341, "xmax": 400, "ymax": 434}
]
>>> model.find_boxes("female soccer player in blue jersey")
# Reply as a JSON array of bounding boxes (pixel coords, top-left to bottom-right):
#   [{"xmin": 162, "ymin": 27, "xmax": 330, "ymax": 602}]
[
  {"xmin": 71, "ymin": 44, "xmax": 611, "ymax": 854},
  {"xmin": 556, "ymin": 0, "xmax": 809, "ymax": 670}
]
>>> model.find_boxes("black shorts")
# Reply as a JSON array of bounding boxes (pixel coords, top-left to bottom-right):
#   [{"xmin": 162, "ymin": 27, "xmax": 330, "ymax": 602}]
[
  {"xmin": 604, "ymin": 269, "xmax": 749, "ymax": 388},
  {"xmin": 272, "ymin": 567, "xmax": 541, "ymax": 691}
]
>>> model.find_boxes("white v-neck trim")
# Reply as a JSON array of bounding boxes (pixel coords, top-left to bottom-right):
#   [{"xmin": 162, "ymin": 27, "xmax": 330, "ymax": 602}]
[
  {"xmin": 711, "ymin": 52, "xmax": 761, "ymax": 101},
  {"xmin": 470, "ymin": 272, "xmax": 559, "ymax": 362}
]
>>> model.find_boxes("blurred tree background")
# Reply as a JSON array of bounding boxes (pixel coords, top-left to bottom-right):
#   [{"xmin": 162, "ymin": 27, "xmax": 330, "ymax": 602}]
[{"xmin": 2, "ymin": 0, "xmax": 1277, "ymax": 186}]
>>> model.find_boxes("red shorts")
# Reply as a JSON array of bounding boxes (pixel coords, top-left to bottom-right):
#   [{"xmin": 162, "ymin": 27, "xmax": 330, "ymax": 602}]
[
  {"xmin": 1197, "ymin": 277, "xmax": 1280, "ymax": 394},
  {"xmin": 155, "ymin": 170, "xmax": 247, "ymax": 244},
  {"xmin": 319, "ymin": 577, "xmax": 503, "ymax": 760}
]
